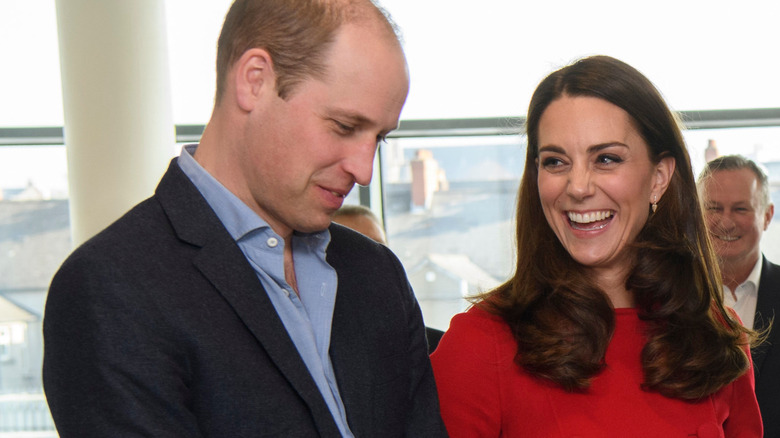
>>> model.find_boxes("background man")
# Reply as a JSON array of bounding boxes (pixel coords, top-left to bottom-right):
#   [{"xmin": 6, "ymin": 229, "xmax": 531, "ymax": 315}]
[
  {"xmin": 332, "ymin": 204, "xmax": 387, "ymax": 245},
  {"xmin": 698, "ymin": 154, "xmax": 779, "ymax": 437},
  {"xmin": 42, "ymin": 0, "xmax": 447, "ymax": 436},
  {"xmin": 332, "ymin": 204, "xmax": 445, "ymax": 353}
]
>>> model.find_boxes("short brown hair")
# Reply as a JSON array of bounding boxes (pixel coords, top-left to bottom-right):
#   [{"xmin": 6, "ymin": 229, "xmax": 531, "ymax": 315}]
[
  {"xmin": 334, "ymin": 204, "xmax": 382, "ymax": 223},
  {"xmin": 215, "ymin": 0, "xmax": 400, "ymax": 102}
]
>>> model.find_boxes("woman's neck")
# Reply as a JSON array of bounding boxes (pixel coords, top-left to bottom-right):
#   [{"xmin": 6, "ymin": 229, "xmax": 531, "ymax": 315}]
[{"xmin": 591, "ymin": 265, "xmax": 635, "ymax": 308}]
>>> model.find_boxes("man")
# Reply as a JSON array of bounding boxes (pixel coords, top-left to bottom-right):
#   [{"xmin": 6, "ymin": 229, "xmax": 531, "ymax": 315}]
[
  {"xmin": 699, "ymin": 154, "xmax": 779, "ymax": 437},
  {"xmin": 332, "ymin": 204, "xmax": 445, "ymax": 353},
  {"xmin": 42, "ymin": 1, "xmax": 448, "ymax": 436}
]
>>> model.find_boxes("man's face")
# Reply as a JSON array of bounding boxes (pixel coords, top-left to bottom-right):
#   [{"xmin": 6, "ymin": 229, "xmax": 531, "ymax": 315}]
[
  {"xmin": 702, "ymin": 168, "xmax": 774, "ymax": 270},
  {"xmin": 238, "ymin": 24, "xmax": 409, "ymax": 238}
]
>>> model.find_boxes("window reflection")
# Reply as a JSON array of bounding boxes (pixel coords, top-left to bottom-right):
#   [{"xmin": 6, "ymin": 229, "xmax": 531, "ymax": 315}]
[
  {"xmin": 380, "ymin": 135, "xmax": 522, "ymax": 330},
  {"xmin": 0, "ymin": 145, "xmax": 67, "ymax": 434},
  {"xmin": 381, "ymin": 127, "xmax": 780, "ymax": 331},
  {"xmin": 684, "ymin": 126, "xmax": 780, "ymax": 263}
]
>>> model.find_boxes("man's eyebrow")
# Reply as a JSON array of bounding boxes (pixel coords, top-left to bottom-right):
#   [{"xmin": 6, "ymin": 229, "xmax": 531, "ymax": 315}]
[
  {"xmin": 329, "ymin": 109, "xmax": 374, "ymax": 125},
  {"xmin": 329, "ymin": 109, "xmax": 399, "ymax": 133}
]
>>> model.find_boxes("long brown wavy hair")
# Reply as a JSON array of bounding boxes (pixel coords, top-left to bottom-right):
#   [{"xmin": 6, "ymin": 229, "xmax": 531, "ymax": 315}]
[{"xmin": 480, "ymin": 55, "xmax": 752, "ymax": 400}]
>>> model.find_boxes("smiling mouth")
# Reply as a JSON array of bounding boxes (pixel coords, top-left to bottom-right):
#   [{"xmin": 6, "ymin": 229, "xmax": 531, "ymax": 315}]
[
  {"xmin": 567, "ymin": 210, "xmax": 614, "ymax": 231},
  {"xmin": 713, "ymin": 234, "xmax": 739, "ymax": 242},
  {"xmin": 321, "ymin": 184, "xmax": 350, "ymax": 198}
]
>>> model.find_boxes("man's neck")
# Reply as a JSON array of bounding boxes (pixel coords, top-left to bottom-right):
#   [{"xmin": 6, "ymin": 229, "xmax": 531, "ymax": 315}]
[
  {"xmin": 721, "ymin": 255, "xmax": 760, "ymax": 292},
  {"xmin": 283, "ymin": 236, "xmax": 299, "ymax": 296}
]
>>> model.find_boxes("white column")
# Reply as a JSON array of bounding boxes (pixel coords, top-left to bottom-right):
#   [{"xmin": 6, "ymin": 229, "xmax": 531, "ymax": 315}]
[{"xmin": 55, "ymin": 0, "xmax": 175, "ymax": 247}]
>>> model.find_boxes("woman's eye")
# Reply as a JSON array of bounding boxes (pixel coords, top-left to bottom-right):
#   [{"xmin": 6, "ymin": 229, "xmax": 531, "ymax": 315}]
[
  {"xmin": 541, "ymin": 157, "xmax": 564, "ymax": 168},
  {"xmin": 596, "ymin": 154, "xmax": 622, "ymax": 165}
]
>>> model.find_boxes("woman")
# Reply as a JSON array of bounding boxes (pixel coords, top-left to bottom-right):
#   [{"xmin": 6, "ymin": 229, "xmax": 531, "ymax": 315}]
[{"xmin": 431, "ymin": 56, "xmax": 762, "ymax": 437}]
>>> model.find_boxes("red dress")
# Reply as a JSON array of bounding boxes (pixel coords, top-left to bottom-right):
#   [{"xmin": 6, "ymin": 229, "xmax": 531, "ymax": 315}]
[{"xmin": 431, "ymin": 306, "xmax": 763, "ymax": 437}]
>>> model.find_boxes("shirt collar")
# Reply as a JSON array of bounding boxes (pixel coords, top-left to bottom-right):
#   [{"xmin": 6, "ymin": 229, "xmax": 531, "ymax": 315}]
[{"xmin": 743, "ymin": 255, "xmax": 763, "ymax": 291}]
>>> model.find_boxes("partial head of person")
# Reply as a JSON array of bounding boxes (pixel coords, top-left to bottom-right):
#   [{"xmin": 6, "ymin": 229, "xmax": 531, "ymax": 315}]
[
  {"xmin": 698, "ymin": 155, "xmax": 774, "ymax": 285},
  {"xmin": 490, "ymin": 55, "xmax": 748, "ymax": 400},
  {"xmin": 196, "ymin": 0, "xmax": 410, "ymax": 240},
  {"xmin": 332, "ymin": 204, "xmax": 387, "ymax": 244}
]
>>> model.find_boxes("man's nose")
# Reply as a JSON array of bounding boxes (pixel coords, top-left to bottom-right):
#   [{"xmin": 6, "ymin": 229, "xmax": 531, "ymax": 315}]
[
  {"xmin": 710, "ymin": 211, "xmax": 736, "ymax": 232},
  {"xmin": 343, "ymin": 140, "xmax": 377, "ymax": 187}
]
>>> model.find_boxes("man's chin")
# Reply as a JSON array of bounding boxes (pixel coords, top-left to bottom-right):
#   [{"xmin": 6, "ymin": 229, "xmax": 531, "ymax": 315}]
[{"xmin": 296, "ymin": 218, "xmax": 334, "ymax": 234}]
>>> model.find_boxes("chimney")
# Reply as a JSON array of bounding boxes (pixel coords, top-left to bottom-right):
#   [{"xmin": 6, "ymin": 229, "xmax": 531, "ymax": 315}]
[
  {"xmin": 704, "ymin": 139, "xmax": 719, "ymax": 163},
  {"xmin": 410, "ymin": 149, "xmax": 439, "ymax": 211}
]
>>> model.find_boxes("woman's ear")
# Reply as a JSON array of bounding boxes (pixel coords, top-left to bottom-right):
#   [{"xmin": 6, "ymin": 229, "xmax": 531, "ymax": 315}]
[
  {"xmin": 651, "ymin": 155, "xmax": 676, "ymax": 202},
  {"xmin": 233, "ymin": 48, "xmax": 275, "ymax": 112}
]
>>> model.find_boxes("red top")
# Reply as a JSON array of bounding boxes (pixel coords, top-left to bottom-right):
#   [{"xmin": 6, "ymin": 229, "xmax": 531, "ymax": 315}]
[{"xmin": 431, "ymin": 306, "xmax": 762, "ymax": 438}]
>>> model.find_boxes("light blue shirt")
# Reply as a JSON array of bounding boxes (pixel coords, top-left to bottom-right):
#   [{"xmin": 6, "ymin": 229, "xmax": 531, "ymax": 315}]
[{"xmin": 178, "ymin": 145, "xmax": 354, "ymax": 437}]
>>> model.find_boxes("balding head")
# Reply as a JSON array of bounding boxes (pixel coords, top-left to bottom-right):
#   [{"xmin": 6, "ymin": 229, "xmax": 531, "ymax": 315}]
[
  {"xmin": 333, "ymin": 205, "xmax": 387, "ymax": 244},
  {"xmin": 215, "ymin": 0, "xmax": 403, "ymax": 104}
]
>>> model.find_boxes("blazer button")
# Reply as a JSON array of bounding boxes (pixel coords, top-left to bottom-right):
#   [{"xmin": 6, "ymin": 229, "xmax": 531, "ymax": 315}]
[{"xmin": 696, "ymin": 422, "xmax": 722, "ymax": 438}]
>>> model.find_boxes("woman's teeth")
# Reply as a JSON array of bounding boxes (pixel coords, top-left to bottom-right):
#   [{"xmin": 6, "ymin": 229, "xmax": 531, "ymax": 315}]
[{"xmin": 567, "ymin": 210, "xmax": 613, "ymax": 224}]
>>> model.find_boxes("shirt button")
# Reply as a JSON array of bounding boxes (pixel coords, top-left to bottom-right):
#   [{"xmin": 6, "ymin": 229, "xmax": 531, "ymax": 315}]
[{"xmin": 266, "ymin": 237, "xmax": 278, "ymax": 248}]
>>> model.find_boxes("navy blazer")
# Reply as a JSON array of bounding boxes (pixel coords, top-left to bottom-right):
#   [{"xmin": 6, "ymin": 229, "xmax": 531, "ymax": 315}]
[
  {"xmin": 43, "ymin": 159, "xmax": 448, "ymax": 437},
  {"xmin": 753, "ymin": 255, "xmax": 780, "ymax": 438}
]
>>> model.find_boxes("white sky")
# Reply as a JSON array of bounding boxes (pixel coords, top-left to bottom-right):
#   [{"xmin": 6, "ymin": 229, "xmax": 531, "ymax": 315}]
[
  {"xmin": 1, "ymin": 0, "xmax": 779, "ymax": 192},
  {"xmin": 1, "ymin": 0, "xmax": 779, "ymax": 126}
]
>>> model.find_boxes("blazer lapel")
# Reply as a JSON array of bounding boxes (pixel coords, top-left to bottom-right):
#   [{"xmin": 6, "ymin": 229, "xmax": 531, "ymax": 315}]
[
  {"xmin": 156, "ymin": 159, "xmax": 342, "ymax": 437},
  {"xmin": 753, "ymin": 256, "xmax": 779, "ymax": 373},
  {"xmin": 326, "ymin": 239, "xmax": 374, "ymax": 435}
]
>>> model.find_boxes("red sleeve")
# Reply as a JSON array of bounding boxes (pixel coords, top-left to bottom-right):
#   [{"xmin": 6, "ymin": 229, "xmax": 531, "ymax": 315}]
[{"xmin": 430, "ymin": 307, "xmax": 509, "ymax": 437}]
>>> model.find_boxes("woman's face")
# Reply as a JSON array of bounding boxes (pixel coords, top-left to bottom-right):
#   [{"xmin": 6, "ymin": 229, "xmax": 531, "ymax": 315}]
[{"xmin": 536, "ymin": 95, "xmax": 673, "ymax": 277}]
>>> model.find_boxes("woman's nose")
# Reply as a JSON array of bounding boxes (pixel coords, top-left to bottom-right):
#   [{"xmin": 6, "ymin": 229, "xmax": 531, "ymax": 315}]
[{"xmin": 566, "ymin": 165, "xmax": 594, "ymax": 200}]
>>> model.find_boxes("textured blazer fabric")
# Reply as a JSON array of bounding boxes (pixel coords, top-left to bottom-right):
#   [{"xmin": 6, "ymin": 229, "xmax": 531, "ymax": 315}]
[{"xmin": 753, "ymin": 256, "xmax": 780, "ymax": 438}]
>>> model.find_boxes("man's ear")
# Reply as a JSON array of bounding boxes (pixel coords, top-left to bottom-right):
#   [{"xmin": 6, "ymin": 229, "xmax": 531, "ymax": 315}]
[
  {"xmin": 233, "ymin": 48, "xmax": 275, "ymax": 112},
  {"xmin": 764, "ymin": 203, "xmax": 774, "ymax": 231}
]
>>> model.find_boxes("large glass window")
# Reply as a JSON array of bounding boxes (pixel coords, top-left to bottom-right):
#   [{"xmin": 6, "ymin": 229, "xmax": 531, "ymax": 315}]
[
  {"xmin": 380, "ymin": 135, "xmax": 522, "ymax": 329},
  {"xmin": 0, "ymin": 145, "xmax": 67, "ymax": 435},
  {"xmin": 378, "ymin": 126, "xmax": 780, "ymax": 332},
  {"xmin": 684, "ymin": 126, "xmax": 780, "ymax": 263}
]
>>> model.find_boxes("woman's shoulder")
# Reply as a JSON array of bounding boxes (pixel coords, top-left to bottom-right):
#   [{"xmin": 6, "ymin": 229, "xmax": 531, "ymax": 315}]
[
  {"xmin": 434, "ymin": 304, "xmax": 517, "ymax": 362},
  {"xmin": 459, "ymin": 303, "xmax": 505, "ymax": 323},
  {"xmin": 451, "ymin": 304, "xmax": 511, "ymax": 335}
]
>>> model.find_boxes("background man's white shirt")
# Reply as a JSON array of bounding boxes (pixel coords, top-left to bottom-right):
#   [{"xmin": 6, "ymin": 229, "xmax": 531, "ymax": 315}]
[{"xmin": 723, "ymin": 257, "xmax": 762, "ymax": 329}]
